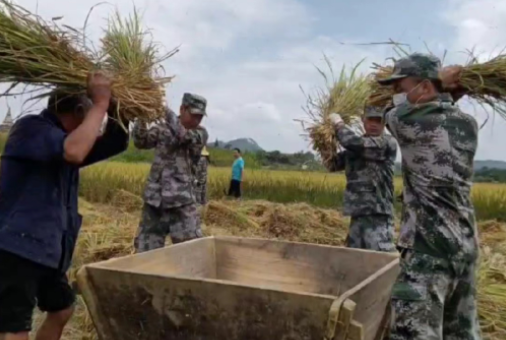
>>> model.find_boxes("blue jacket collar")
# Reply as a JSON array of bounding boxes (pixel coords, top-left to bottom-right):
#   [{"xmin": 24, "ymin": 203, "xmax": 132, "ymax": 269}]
[{"xmin": 41, "ymin": 109, "xmax": 65, "ymax": 130}]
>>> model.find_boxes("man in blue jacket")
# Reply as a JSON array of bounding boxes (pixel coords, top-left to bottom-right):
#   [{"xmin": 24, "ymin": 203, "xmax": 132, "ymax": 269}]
[{"xmin": 0, "ymin": 71, "xmax": 129, "ymax": 340}]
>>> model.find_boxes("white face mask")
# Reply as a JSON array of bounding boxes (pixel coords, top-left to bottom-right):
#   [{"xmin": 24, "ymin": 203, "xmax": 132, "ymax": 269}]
[{"xmin": 393, "ymin": 93, "xmax": 407, "ymax": 106}]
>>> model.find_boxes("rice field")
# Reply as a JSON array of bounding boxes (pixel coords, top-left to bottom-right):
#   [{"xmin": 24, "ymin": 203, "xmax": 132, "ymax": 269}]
[
  {"xmin": 81, "ymin": 161, "xmax": 506, "ymax": 221},
  {"xmin": 24, "ymin": 161, "xmax": 506, "ymax": 340}
]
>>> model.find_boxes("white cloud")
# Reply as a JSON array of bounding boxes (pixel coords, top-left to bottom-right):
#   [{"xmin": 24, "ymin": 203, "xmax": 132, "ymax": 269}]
[
  {"xmin": 8, "ymin": 0, "xmax": 506, "ymax": 160},
  {"xmin": 441, "ymin": 0, "xmax": 506, "ymax": 161},
  {"xmin": 442, "ymin": 0, "xmax": 506, "ymax": 60}
]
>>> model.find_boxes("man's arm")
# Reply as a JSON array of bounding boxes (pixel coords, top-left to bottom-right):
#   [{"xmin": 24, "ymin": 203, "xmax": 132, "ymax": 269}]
[
  {"xmin": 383, "ymin": 108, "xmax": 399, "ymax": 140},
  {"xmin": 239, "ymin": 159, "xmax": 245, "ymax": 180},
  {"xmin": 327, "ymin": 151, "xmax": 346, "ymax": 172},
  {"xmin": 6, "ymin": 72, "xmax": 112, "ymax": 164},
  {"xmin": 63, "ymin": 72, "xmax": 113, "ymax": 164},
  {"xmin": 81, "ymin": 106, "xmax": 130, "ymax": 167},
  {"xmin": 335, "ymin": 125, "xmax": 388, "ymax": 161},
  {"xmin": 163, "ymin": 109, "xmax": 209, "ymax": 147},
  {"xmin": 188, "ymin": 127, "xmax": 209, "ymax": 164},
  {"xmin": 132, "ymin": 119, "xmax": 161, "ymax": 150},
  {"xmin": 386, "ymin": 136, "xmax": 398, "ymax": 164}
]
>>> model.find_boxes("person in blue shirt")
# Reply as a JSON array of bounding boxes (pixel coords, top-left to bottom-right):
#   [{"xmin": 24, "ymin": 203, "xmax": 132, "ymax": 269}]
[
  {"xmin": 228, "ymin": 148, "xmax": 245, "ymax": 198},
  {"xmin": 0, "ymin": 71, "xmax": 129, "ymax": 340}
]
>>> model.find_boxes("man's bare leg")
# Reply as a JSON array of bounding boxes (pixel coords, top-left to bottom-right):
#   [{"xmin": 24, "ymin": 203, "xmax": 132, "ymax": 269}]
[
  {"xmin": 34, "ymin": 307, "xmax": 73, "ymax": 340},
  {"xmin": 2, "ymin": 332, "xmax": 29, "ymax": 340}
]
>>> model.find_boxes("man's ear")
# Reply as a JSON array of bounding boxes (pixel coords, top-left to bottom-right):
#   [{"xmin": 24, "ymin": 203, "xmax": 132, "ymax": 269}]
[{"xmin": 74, "ymin": 104, "xmax": 86, "ymax": 118}]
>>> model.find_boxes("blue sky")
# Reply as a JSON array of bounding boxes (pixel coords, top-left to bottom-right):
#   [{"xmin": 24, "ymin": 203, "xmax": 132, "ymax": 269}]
[{"xmin": 2, "ymin": 0, "xmax": 506, "ymax": 161}]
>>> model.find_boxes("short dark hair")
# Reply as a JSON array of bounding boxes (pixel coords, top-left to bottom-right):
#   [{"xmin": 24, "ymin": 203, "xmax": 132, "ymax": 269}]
[
  {"xmin": 234, "ymin": 148, "xmax": 241, "ymax": 154},
  {"xmin": 47, "ymin": 90, "xmax": 88, "ymax": 115}
]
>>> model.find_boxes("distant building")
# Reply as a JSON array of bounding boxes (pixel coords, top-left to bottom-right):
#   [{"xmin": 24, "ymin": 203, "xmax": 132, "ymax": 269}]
[{"xmin": 0, "ymin": 108, "xmax": 13, "ymax": 133}]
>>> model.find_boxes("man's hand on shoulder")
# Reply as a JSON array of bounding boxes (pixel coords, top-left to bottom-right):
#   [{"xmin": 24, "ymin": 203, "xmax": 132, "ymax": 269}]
[
  {"xmin": 440, "ymin": 65, "xmax": 468, "ymax": 102},
  {"xmin": 64, "ymin": 70, "xmax": 113, "ymax": 164}
]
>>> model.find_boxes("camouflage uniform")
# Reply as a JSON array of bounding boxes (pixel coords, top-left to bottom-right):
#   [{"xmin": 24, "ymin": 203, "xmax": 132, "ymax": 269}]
[
  {"xmin": 132, "ymin": 93, "xmax": 209, "ymax": 253},
  {"xmin": 329, "ymin": 107, "xmax": 397, "ymax": 252},
  {"xmin": 378, "ymin": 54, "xmax": 481, "ymax": 340},
  {"xmin": 193, "ymin": 155, "xmax": 209, "ymax": 206}
]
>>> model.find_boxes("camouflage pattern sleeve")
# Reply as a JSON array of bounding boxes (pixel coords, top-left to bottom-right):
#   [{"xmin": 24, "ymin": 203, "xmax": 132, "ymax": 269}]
[
  {"xmin": 132, "ymin": 120, "xmax": 161, "ymax": 150},
  {"xmin": 336, "ymin": 125, "xmax": 388, "ymax": 160},
  {"xmin": 163, "ymin": 109, "xmax": 209, "ymax": 148},
  {"xmin": 384, "ymin": 107, "xmax": 400, "ymax": 139},
  {"xmin": 327, "ymin": 151, "xmax": 346, "ymax": 172},
  {"xmin": 386, "ymin": 135, "xmax": 398, "ymax": 163}
]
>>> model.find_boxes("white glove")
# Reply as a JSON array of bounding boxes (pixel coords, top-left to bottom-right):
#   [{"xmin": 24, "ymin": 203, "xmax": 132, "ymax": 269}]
[{"xmin": 329, "ymin": 113, "xmax": 343, "ymax": 126}]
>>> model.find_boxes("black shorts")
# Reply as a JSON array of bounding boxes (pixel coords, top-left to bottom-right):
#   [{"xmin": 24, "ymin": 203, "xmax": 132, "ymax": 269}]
[
  {"xmin": 0, "ymin": 250, "xmax": 75, "ymax": 333},
  {"xmin": 228, "ymin": 179, "xmax": 242, "ymax": 198}
]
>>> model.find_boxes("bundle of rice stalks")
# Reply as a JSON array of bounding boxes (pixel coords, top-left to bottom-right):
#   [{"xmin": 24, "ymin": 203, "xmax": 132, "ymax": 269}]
[
  {"xmin": 101, "ymin": 8, "xmax": 178, "ymax": 122},
  {"xmin": 301, "ymin": 57, "xmax": 372, "ymax": 169},
  {"xmin": 0, "ymin": 1, "xmax": 94, "ymax": 93},
  {"xmin": 372, "ymin": 52, "xmax": 506, "ymax": 117},
  {"xmin": 368, "ymin": 64, "xmax": 395, "ymax": 108},
  {"xmin": 459, "ymin": 54, "xmax": 506, "ymax": 116},
  {"xmin": 0, "ymin": 1, "xmax": 176, "ymax": 122}
]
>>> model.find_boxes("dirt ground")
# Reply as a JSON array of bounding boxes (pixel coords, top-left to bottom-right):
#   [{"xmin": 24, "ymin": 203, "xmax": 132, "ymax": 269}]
[{"xmin": 30, "ymin": 196, "xmax": 506, "ymax": 340}]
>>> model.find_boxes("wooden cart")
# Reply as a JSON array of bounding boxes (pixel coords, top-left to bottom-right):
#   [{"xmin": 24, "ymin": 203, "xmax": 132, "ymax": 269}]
[{"xmin": 77, "ymin": 236, "xmax": 399, "ymax": 340}]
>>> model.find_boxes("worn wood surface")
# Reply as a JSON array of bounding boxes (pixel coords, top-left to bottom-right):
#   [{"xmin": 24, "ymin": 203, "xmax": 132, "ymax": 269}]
[
  {"xmin": 329, "ymin": 259, "xmax": 399, "ymax": 340},
  {"xmin": 77, "ymin": 237, "xmax": 399, "ymax": 340},
  {"xmin": 81, "ymin": 267, "xmax": 335, "ymax": 340},
  {"xmin": 95, "ymin": 237, "xmax": 216, "ymax": 279},
  {"xmin": 214, "ymin": 237, "xmax": 397, "ymax": 296}
]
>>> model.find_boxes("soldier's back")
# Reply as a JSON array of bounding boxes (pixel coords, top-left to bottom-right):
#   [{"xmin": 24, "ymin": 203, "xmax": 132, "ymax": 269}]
[
  {"xmin": 388, "ymin": 99, "xmax": 479, "ymax": 259},
  {"xmin": 342, "ymin": 134, "xmax": 396, "ymax": 217}
]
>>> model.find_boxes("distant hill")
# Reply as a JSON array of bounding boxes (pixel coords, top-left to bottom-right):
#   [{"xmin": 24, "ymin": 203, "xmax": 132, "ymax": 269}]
[
  {"xmin": 209, "ymin": 138, "xmax": 264, "ymax": 153},
  {"xmin": 475, "ymin": 160, "xmax": 506, "ymax": 170}
]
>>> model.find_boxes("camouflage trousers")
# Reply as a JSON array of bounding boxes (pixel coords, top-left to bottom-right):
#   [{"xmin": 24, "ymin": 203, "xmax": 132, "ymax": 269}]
[
  {"xmin": 133, "ymin": 203, "xmax": 203, "ymax": 253},
  {"xmin": 194, "ymin": 181, "xmax": 207, "ymax": 206},
  {"xmin": 346, "ymin": 214, "xmax": 396, "ymax": 252},
  {"xmin": 389, "ymin": 248, "xmax": 481, "ymax": 340}
]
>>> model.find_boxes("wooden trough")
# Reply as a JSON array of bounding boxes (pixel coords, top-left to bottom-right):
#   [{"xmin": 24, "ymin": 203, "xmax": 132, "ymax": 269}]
[{"xmin": 76, "ymin": 236, "xmax": 400, "ymax": 340}]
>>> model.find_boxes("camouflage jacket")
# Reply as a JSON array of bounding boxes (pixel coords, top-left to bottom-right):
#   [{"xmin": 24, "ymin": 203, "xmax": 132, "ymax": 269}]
[
  {"xmin": 328, "ymin": 126, "xmax": 397, "ymax": 217},
  {"xmin": 132, "ymin": 108, "xmax": 208, "ymax": 208},
  {"xmin": 385, "ymin": 95, "xmax": 479, "ymax": 260},
  {"xmin": 193, "ymin": 156, "xmax": 209, "ymax": 186}
]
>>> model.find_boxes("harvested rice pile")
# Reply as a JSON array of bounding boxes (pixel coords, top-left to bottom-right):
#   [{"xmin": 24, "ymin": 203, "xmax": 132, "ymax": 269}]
[
  {"xmin": 302, "ymin": 59, "xmax": 373, "ymax": 169},
  {"xmin": 32, "ymin": 196, "xmax": 506, "ymax": 340},
  {"xmin": 0, "ymin": 1, "xmax": 176, "ymax": 122}
]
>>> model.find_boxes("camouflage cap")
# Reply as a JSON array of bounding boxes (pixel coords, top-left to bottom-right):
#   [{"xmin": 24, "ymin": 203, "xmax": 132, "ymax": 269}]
[
  {"xmin": 377, "ymin": 53, "xmax": 442, "ymax": 85},
  {"xmin": 364, "ymin": 106, "xmax": 384, "ymax": 118},
  {"xmin": 182, "ymin": 93, "xmax": 207, "ymax": 115}
]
